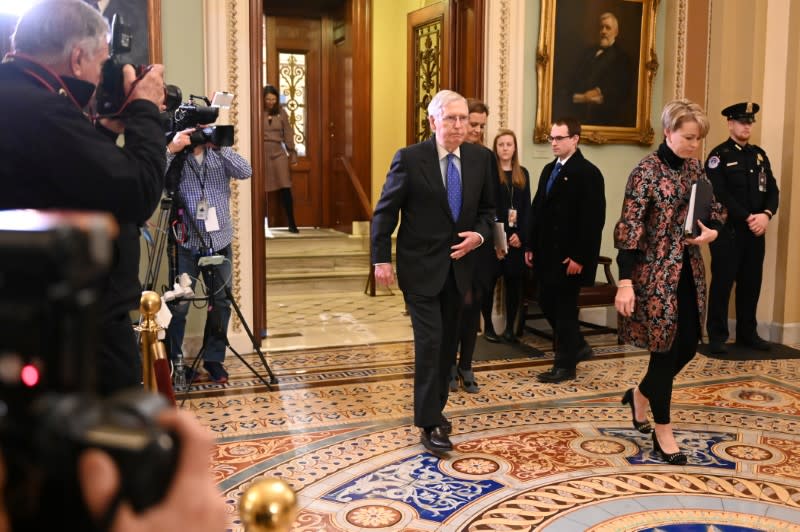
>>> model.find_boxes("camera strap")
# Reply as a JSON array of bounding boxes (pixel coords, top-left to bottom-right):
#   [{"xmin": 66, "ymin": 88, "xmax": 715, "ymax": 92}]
[{"xmin": 4, "ymin": 54, "xmax": 93, "ymax": 122}]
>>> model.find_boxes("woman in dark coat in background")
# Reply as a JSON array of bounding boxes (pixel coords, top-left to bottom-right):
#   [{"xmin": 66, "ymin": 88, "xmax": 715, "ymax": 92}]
[{"xmin": 486, "ymin": 128, "xmax": 531, "ymax": 343}]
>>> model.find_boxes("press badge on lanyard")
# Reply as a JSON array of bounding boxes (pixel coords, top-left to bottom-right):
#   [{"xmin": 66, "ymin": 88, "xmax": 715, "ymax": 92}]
[
  {"xmin": 508, "ymin": 208, "xmax": 518, "ymax": 227},
  {"xmin": 196, "ymin": 197, "xmax": 209, "ymax": 220}
]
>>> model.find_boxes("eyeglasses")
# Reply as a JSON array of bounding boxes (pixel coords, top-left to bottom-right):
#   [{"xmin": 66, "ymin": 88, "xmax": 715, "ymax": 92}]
[
  {"xmin": 546, "ymin": 135, "xmax": 573, "ymax": 142},
  {"xmin": 441, "ymin": 114, "xmax": 469, "ymax": 124}
]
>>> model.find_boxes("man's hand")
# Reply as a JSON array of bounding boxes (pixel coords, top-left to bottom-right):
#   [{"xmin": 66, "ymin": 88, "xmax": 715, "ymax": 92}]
[
  {"xmin": 78, "ymin": 409, "xmax": 226, "ymax": 532},
  {"xmin": 450, "ymin": 231, "xmax": 482, "ymax": 260},
  {"xmin": 562, "ymin": 257, "xmax": 583, "ymax": 275},
  {"xmin": 685, "ymin": 220, "xmax": 719, "ymax": 245},
  {"xmin": 123, "ymin": 64, "xmax": 166, "ymax": 109},
  {"xmin": 508, "ymin": 233, "xmax": 521, "ymax": 248},
  {"xmin": 746, "ymin": 213, "xmax": 770, "ymax": 237},
  {"xmin": 167, "ymin": 128, "xmax": 195, "ymax": 154},
  {"xmin": 374, "ymin": 263, "xmax": 395, "ymax": 287},
  {"xmin": 572, "ymin": 87, "xmax": 603, "ymax": 105},
  {"xmin": 524, "ymin": 250, "xmax": 533, "ymax": 268}
]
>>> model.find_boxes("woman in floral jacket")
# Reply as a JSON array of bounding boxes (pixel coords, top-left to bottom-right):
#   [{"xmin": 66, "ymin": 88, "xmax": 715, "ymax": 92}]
[{"xmin": 614, "ymin": 99, "xmax": 725, "ymax": 465}]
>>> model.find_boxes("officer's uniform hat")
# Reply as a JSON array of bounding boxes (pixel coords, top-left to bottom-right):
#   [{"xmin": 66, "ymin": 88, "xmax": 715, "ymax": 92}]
[{"xmin": 721, "ymin": 102, "xmax": 760, "ymax": 124}]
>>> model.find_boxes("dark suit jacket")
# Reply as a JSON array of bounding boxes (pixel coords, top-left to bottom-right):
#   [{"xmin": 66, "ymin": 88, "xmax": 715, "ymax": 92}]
[
  {"xmin": 527, "ymin": 148, "xmax": 605, "ymax": 286},
  {"xmin": 371, "ymin": 138, "xmax": 496, "ymax": 296},
  {"xmin": 564, "ymin": 43, "xmax": 635, "ymax": 126}
]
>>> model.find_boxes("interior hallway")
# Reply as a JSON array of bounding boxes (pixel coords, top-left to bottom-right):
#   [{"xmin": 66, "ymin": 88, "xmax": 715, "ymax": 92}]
[{"xmin": 180, "ymin": 281, "xmax": 800, "ymax": 531}]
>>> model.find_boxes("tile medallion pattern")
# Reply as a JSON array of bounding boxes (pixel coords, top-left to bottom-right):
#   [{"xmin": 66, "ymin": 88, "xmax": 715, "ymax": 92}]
[{"xmin": 186, "ymin": 337, "xmax": 800, "ymax": 531}]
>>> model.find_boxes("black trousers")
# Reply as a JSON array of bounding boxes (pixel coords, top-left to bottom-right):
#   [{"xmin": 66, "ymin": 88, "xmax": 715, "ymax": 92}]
[
  {"xmin": 457, "ymin": 285, "xmax": 481, "ymax": 370},
  {"xmin": 538, "ymin": 269, "xmax": 583, "ymax": 370},
  {"xmin": 639, "ymin": 257, "xmax": 698, "ymax": 424},
  {"xmin": 404, "ymin": 267, "xmax": 462, "ymax": 428},
  {"xmin": 97, "ymin": 313, "xmax": 143, "ymax": 397},
  {"xmin": 707, "ymin": 225, "xmax": 765, "ymax": 343}
]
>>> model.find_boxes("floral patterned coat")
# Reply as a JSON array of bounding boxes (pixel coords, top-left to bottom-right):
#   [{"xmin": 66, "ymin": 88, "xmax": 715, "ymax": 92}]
[{"xmin": 614, "ymin": 153, "xmax": 725, "ymax": 352}]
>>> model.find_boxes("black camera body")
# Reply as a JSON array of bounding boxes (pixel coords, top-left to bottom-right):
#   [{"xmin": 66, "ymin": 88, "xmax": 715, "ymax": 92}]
[
  {"xmin": 0, "ymin": 211, "xmax": 179, "ymax": 531},
  {"xmin": 172, "ymin": 97, "xmax": 235, "ymax": 148},
  {"xmin": 95, "ymin": 14, "xmax": 181, "ymax": 116}
]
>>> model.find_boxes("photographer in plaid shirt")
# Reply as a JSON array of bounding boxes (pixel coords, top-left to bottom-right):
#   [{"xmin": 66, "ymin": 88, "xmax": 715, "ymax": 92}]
[{"xmin": 164, "ymin": 128, "xmax": 252, "ymax": 383}]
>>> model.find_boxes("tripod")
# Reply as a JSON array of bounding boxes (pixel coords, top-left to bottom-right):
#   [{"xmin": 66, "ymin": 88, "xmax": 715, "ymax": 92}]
[
  {"xmin": 179, "ymin": 253, "xmax": 277, "ymax": 397},
  {"xmin": 148, "ymin": 149, "xmax": 277, "ymax": 396}
]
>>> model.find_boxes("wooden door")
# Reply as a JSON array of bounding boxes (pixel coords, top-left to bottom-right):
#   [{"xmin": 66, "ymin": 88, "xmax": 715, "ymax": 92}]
[{"xmin": 265, "ymin": 16, "xmax": 322, "ymax": 229}]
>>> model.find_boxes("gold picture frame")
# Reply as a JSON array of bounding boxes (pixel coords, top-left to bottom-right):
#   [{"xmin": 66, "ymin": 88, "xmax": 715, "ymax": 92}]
[{"xmin": 534, "ymin": 0, "xmax": 658, "ymax": 145}]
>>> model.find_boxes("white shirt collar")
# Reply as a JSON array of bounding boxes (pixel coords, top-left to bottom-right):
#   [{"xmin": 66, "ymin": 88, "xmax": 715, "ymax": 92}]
[{"xmin": 436, "ymin": 142, "xmax": 462, "ymax": 161}]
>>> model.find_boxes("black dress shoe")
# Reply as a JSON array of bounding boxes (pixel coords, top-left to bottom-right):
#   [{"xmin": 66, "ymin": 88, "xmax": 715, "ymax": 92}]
[
  {"xmin": 501, "ymin": 329, "xmax": 519, "ymax": 344},
  {"xmin": 652, "ymin": 431, "xmax": 687, "ymax": 465},
  {"xmin": 288, "ymin": 226, "xmax": 300, "ymax": 234},
  {"xmin": 737, "ymin": 336, "xmax": 771, "ymax": 351},
  {"xmin": 708, "ymin": 340, "xmax": 728, "ymax": 354},
  {"xmin": 483, "ymin": 330, "xmax": 500, "ymax": 343},
  {"xmin": 577, "ymin": 343, "xmax": 594, "ymax": 362},
  {"xmin": 537, "ymin": 367, "xmax": 576, "ymax": 383},
  {"xmin": 421, "ymin": 426, "xmax": 453, "ymax": 453}
]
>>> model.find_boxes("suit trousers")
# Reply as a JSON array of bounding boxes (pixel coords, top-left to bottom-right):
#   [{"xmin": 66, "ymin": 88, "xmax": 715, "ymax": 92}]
[
  {"xmin": 404, "ymin": 266, "xmax": 462, "ymax": 428},
  {"xmin": 457, "ymin": 285, "xmax": 481, "ymax": 370},
  {"xmin": 538, "ymin": 269, "xmax": 582, "ymax": 369},
  {"xmin": 639, "ymin": 256, "xmax": 698, "ymax": 424},
  {"xmin": 707, "ymin": 225, "xmax": 765, "ymax": 343}
]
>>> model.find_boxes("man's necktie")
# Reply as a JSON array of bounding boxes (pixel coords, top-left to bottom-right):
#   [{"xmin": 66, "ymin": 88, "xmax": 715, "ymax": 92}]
[
  {"xmin": 446, "ymin": 153, "xmax": 462, "ymax": 221},
  {"xmin": 546, "ymin": 161, "xmax": 562, "ymax": 195}
]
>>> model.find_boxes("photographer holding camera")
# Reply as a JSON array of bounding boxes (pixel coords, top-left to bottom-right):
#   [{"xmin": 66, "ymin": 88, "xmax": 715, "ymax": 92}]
[
  {"xmin": 0, "ymin": 1, "xmax": 167, "ymax": 396},
  {"xmin": 165, "ymin": 127, "xmax": 252, "ymax": 383}
]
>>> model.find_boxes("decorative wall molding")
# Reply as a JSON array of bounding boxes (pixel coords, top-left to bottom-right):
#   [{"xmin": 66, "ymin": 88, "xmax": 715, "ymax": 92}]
[
  {"xmin": 203, "ymin": 0, "xmax": 249, "ymax": 339},
  {"xmin": 484, "ymin": 0, "xmax": 524, "ymax": 150},
  {"xmin": 226, "ymin": 0, "xmax": 243, "ymax": 332},
  {"xmin": 674, "ymin": 0, "xmax": 687, "ymax": 99},
  {"xmin": 497, "ymin": 0, "xmax": 509, "ymax": 129}
]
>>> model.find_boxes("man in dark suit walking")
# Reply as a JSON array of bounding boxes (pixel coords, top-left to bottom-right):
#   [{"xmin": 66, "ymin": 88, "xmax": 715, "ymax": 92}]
[
  {"xmin": 371, "ymin": 90, "xmax": 496, "ymax": 453},
  {"xmin": 525, "ymin": 117, "xmax": 605, "ymax": 383}
]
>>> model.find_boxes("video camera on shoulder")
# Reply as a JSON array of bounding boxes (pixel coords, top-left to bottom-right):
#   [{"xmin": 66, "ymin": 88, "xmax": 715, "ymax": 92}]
[
  {"xmin": 171, "ymin": 92, "xmax": 236, "ymax": 148},
  {"xmin": 0, "ymin": 211, "xmax": 179, "ymax": 531},
  {"xmin": 95, "ymin": 14, "xmax": 181, "ymax": 116}
]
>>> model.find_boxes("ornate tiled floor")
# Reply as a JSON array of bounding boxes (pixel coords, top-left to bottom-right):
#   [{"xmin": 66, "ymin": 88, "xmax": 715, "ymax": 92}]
[{"xmin": 183, "ymin": 297, "xmax": 800, "ymax": 531}]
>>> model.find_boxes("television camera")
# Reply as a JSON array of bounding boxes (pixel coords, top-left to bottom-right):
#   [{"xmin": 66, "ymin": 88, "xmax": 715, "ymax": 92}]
[{"xmin": 0, "ymin": 211, "xmax": 179, "ymax": 531}]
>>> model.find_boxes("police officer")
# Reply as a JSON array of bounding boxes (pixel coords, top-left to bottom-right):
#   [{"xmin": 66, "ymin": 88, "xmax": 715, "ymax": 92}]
[{"xmin": 706, "ymin": 102, "xmax": 779, "ymax": 353}]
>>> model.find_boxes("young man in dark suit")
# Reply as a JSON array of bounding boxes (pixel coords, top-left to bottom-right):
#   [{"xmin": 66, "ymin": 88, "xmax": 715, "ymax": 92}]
[
  {"xmin": 371, "ymin": 90, "xmax": 496, "ymax": 453},
  {"xmin": 525, "ymin": 117, "xmax": 606, "ymax": 383}
]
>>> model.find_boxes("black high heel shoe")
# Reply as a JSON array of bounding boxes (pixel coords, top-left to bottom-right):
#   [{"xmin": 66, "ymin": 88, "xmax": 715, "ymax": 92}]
[
  {"xmin": 621, "ymin": 388, "xmax": 652, "ymax": 433},
  {"xmin": 651, "ymin": 431, "xmax": 687, "ymax": 465}
]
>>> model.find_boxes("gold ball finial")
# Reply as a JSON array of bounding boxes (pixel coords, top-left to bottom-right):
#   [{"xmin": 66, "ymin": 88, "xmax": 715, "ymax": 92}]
[
  {"xmin": 239, "ymin": 478, "xmax": 297, "ymax": 532},
  {"xmin": 139, "ymin": 290, "xmax": 162, "ymax": 317}
]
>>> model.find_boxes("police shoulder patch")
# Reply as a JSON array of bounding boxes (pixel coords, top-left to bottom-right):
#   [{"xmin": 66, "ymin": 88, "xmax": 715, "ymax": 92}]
[{"xmin": 708, "ymin": 155, "xmax": 720, "ymax": 169}]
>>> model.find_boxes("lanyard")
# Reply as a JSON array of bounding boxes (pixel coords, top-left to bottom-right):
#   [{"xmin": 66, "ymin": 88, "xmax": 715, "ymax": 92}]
[{"xmin": 187, "ymin": 154, "xmax": 208, "ymax": 195}]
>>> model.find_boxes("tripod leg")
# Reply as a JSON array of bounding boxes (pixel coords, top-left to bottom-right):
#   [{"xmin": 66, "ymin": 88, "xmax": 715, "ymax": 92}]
[
  {"xmin": 177, "ymin": 344, "xmax": 207, "ymax": 407},
  {"xmin": 224, "ymin": 285, "xmax": 278, "ymax": 385}
]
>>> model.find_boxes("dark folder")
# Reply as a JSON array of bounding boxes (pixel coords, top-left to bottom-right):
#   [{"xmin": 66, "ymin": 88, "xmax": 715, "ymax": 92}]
[{"xmin": 684, "ymin": 179, "xmax": 713, "ymax": 237}]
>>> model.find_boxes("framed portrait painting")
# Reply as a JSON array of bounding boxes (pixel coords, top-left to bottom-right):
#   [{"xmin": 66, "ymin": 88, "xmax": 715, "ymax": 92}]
[
  {"xmin": 95, "ymin": 0, "xmax": 162, "ymax": 65},
  {"xmin": 534, "ymin": 0, "xmax": 658, "ymax": 145}
]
